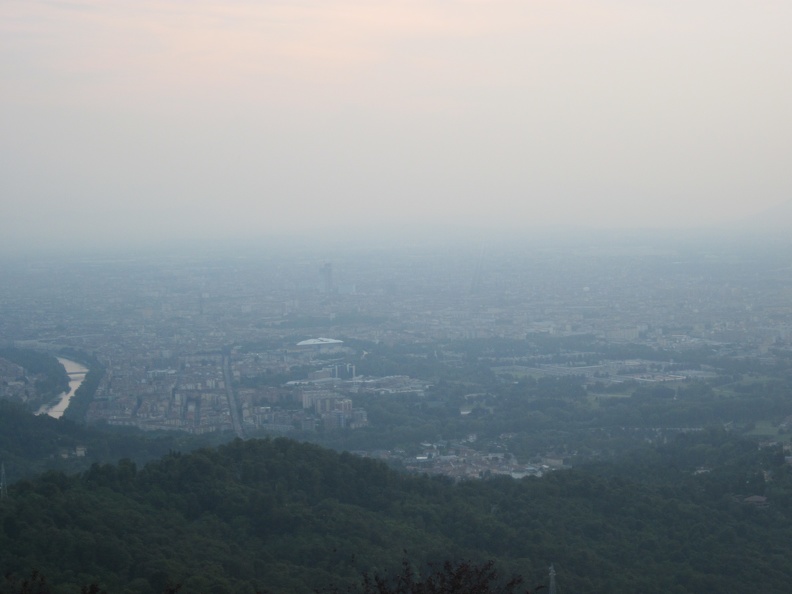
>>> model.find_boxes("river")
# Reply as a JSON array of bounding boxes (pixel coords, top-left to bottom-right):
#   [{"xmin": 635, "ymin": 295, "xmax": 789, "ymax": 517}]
[{"xmin": 36, "ymin": 357, "xmax": 89, "ymax": 419}]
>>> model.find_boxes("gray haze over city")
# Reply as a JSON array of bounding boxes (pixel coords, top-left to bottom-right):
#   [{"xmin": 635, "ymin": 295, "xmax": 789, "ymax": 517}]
[
  {"xmin": 2, "ymin": 231, "xmax": 792, "ymax": 473},
  {"xmin": 3, "ymin": 0, "xmax": 792, "ymax": 451}
]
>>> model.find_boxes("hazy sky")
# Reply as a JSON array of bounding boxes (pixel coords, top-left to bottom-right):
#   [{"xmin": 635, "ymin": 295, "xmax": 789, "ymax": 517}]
[{"xmin": 2, "ymin": 1, "xmax": 791, "ymax": 251}]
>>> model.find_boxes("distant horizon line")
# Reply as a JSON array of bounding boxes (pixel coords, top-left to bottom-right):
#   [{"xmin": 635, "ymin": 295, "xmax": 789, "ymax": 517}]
[{"xmin": 2, "ymin": 223, "xmax": 790, "ymax": 263}]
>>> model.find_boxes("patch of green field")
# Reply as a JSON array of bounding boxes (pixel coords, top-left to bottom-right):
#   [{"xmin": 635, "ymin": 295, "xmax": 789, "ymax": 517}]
[
  {"xmin": 745, "ymin": 420, "xmax": 790, "ymax": 441},
  {"xmin": 585, "ymin": 392, "xmax": 631, "ymax": 408},
  {"xmin": 587, "ymin": 392, "xmax": 632, "ymax": 400},
  {"xmin": 493, "ymin": 366, "xmax": 545, "ymax": 380}
]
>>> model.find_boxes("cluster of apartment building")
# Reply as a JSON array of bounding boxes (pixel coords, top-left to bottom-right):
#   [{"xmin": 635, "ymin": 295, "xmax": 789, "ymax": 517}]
[{"xmin": 0, "ymin": 358, "xmax": 31, "ymax": 404}]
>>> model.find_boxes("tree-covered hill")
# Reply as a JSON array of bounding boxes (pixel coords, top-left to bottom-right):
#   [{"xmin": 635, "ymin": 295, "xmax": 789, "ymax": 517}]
[
  {"xmin": 0, "ymin": 400, "xmax": 227, "ymax": 483},
  {"xmin": 0, "ymin": 348, "xmax": 69, "ymax": 411},
  {"xmin": 3, "ymin": 434, "xmax": 792, "ymax": 593}
]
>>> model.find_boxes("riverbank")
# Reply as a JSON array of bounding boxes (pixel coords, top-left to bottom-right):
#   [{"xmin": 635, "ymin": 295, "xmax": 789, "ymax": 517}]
[{"xmin": 36, "ymin": 357, "xmax": 88, "ymax": 419}]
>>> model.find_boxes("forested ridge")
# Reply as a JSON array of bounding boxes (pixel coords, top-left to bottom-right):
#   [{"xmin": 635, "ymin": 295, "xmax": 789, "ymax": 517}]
[
  {"xmin": 3, "ymin": 433, "xmax": 792, "ymax": 593},
  {"xmin": 0, "ymin": 348, "xmax": 69, "ymax": 411},
  {"xmin": 0, "ymin": 401, "xmax": 227, "ymax": 483}
]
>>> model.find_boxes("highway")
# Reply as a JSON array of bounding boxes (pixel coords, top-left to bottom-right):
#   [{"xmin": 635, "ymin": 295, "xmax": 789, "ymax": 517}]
[{"xmin": 222, "ymin": 355, "xmax": 245, "ymax": 438}]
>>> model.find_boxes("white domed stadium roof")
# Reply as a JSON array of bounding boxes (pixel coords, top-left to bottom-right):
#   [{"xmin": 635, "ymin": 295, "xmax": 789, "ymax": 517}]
[{"xmin": 296, "ymin": 337, "xmax": 344, "ymax": 346}]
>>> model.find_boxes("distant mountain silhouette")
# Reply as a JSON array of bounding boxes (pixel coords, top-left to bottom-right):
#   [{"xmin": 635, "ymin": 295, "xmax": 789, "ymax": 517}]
[{"xmin": 738, "ymin": 199, "xmax": 792, "ymax": 233}]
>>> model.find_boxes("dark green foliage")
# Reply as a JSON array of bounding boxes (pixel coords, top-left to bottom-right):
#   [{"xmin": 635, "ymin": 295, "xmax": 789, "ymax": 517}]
[
  {"xmin": 324, "ymin": 559, "xmax": 540, "ymax": 594},
  {"xmin": 0, "ymin": 571, "xmax": 51, "ymax": 594},
  {"xmin": 0, "ymin": 571, "xmax": 178, "ymax": 594},
  {"xmin": 2, "ymin": 434, "xmax": 792, "ymax": 592},
  {"xmin": 0, "ymin": 400, "xmax": 227, "ymax": 483}
]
